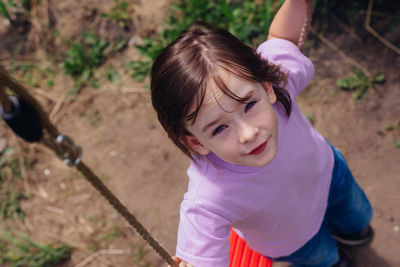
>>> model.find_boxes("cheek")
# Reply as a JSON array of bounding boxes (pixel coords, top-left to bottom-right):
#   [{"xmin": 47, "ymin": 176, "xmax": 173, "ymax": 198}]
[{"xmin": 258, "ymin": 105, "xmax": 277, "ymax": 129}]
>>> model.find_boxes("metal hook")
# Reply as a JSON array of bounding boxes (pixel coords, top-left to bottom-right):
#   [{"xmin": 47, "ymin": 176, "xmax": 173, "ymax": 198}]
[{"xmin": 55, "ymin": 135, "xmax": 82, "ymax": 167}]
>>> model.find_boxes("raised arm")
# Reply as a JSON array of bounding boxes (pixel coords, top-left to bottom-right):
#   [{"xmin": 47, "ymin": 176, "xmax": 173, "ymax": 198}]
[{"xmin": 268, "ymin": 0, "xmax": 309, "ymax": 45}]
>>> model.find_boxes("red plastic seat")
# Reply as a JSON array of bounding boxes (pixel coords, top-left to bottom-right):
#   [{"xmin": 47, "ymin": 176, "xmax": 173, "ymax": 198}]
[{"xmin": 229, "ymin": 229, "xmax": 273, "ymax": 267}]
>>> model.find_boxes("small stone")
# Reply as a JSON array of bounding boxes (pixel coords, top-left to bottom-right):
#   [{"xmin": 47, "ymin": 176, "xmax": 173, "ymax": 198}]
[
  {"xmin": 128, "ymin": 36, "xmax": 136, "ymax": 46},
  {"xmin": 110, "ymin": 151, "xmax": 117, "ymax": 156},
  {"xmin": 44, "ymin": 169, "xmax": 50, "ymax": 176},
  {"xmin": 394, "ymin": 226, "xmax": 399, "ymax": 232},
  {"xmin": 59, "ymin": 182, "xmax": 67, "ymax": 190}
]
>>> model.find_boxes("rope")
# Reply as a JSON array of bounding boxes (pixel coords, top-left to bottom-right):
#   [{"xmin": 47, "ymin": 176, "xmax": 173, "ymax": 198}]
[
  {"xmin": 298, "ymin": 0, "xmax": 315, "ymax": 51},
  {"xmin": 0, "ymin": 69, "xmax": 178, "ymax": 267}
]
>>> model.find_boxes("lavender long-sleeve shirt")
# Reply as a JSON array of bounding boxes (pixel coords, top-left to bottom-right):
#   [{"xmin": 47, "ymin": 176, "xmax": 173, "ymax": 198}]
[{"xmin": 176, "ymin": 39, "xmax": 334, "ymax": 266}]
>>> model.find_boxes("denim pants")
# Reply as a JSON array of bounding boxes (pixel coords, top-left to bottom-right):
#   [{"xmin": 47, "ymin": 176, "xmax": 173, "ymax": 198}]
[{"xmin": 272, "ymin": 145, "xmax": 373, "ymax": 267}]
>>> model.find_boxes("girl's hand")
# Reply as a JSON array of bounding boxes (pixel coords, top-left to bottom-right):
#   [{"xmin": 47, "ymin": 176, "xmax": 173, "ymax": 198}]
[{"xmin": 169, "ymin": 256, "xmax": 194, "ymax": 267}]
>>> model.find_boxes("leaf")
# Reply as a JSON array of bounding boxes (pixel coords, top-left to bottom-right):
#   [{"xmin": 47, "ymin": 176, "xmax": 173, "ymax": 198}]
[
  {"xmin": 395, "ymin": 140, "xmax": 400, "ymax": 149},
  {"xmin": 336, "ymin": 78, "xmax": 352, "ymax": 91},
  {"xmin": 372, "ymin": 72, "xmax": 385, "ymax": 83},
  {"xmin": 0, "ymin": 1, "xmax": 10, "ymax": 19}
]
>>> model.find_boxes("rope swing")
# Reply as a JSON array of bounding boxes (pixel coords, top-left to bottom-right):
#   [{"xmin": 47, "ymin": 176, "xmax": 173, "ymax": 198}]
[
  {"xmin": 0, "ymin": 70, "xmax": 178, "ymax": 266},
  {"xmin": 0, "ymin": 1, "xmax": 314, "ymax": 266}
]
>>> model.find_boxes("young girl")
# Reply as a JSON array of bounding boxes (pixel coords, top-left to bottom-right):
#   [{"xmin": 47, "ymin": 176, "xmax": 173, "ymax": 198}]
[{"xmin": 150, "ymin": 1, "xmax": 373, "ymax": 266}]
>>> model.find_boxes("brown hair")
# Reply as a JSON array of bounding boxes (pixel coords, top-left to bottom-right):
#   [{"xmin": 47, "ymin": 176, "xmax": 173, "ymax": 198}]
[{"xmin": 150, "ymin": 21, "xmax": 291, "ymax": 158}]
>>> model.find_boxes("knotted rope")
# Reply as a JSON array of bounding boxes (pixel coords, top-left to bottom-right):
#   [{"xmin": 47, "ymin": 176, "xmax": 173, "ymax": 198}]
[
  {"xmin": 0, "ymin": 69, "xmax": 178, "ymax": 266},
  {"xmin": 298, "ymin": 0, "xmax": 315, "ymax": 51}
]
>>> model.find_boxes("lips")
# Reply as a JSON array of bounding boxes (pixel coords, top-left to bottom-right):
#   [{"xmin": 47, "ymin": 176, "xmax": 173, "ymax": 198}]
[{"xmin": 249, "ymin": 140, "xmax": 267, "ymax": 155}]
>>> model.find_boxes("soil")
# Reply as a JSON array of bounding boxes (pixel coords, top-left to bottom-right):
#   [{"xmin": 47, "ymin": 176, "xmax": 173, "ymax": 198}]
[{"xmin": 0, "ymin": 1, "xmax": 399, "ymax": 266}]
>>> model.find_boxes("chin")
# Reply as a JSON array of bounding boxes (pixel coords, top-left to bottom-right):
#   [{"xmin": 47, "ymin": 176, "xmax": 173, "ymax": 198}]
[{"xmin": 254, "ymin": 147, "xmax": 277, "ymax": 167}]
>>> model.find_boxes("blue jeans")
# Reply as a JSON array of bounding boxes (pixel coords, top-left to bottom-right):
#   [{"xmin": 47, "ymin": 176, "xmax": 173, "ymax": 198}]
[{"xmin": 272, "ymin": 145, "xmax": 373, "ymax": 267}]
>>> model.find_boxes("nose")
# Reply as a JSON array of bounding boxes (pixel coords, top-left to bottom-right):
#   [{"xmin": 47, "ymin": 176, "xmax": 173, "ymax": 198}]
[{"xmin": 238, "ymin": 121, "xmax": 259, "ymax": 144}]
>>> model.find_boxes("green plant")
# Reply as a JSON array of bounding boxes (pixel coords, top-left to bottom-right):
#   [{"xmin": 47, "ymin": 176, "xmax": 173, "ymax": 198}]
[
  {"xmin": 0, "ymin": 0, "xmax": 11, "ymax": 20},
  {"xmin": 336, "ymin": 69, "xmax": 385, "ymax": 101},
  {"xmin": 0, "ymin": 230, "xmax": 72, "ymax": 266},
  {"xmin": 395, "ymin": 140, "xmax": 400, "ymax": 149},
  {"xmin": 62, "ymin": 32, "xmax": 110, "ymax": 92},
  {"xmin": 88, "ymin": 109, "xmax": 102, "ymax": 127},
  {"xmin": 101, "ymin": 0, "xmax": 132, "ymax": 27},
  {"xmin": 0, "ymin": 147, "xmax": 28, "ymax": 220},
  {"xmin": 105, "ymin": 66, "xmax": 121, "ymax": 85},
  {"xmin": 63, "ymin": 32, "xmax": 128, "ymax": 93},
  {"xmin": 9, "ymin": 63, "xmax": 56, "ymax": 89},
  {"xmin": 130, "ymin": 0, "xmax": 284, "ymax": 82},
  {"xmin": 0, "ymin": 0, "xmax": 30, "ymax": 20}
]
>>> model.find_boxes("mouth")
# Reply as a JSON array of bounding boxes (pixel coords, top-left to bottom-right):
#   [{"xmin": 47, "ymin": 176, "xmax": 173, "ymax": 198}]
[{"xmin": 248, "ymin": 140, "xmax": 268, "ymax": 155}]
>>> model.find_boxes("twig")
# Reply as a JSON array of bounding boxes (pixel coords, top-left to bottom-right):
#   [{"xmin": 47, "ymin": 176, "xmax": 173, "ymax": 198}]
[
  {"xmin": 49, "ymin": 86, "xmax": 147, "ymax": 124},
  {"xmin": 49, "ymin": 89, "xmax": 69, "ymax": 122},
  {"xmin": 75, "ymin": 249, "xmax": 125, "ymax": 267},
  {"xmin": 360, "ymin": 9, "xmax": 399, "ymax": 19},
  {"xmin": 14, "ymin": 137, "xmax": 30, "ymax": 195},
  {"xmin": 78, "ymin": 215, "xmax": 94, "ymax": 234},
  {"xmin": 310, "ymin": 27, "xmax": 371, "ymax": 76},
  {"xmin": 44, "ymin": 205, "xmax": 65, "ymax": 215},
  {"xmin": 365, "ymin": 0, "xmax": 400, "ymax": 56},
  {"xmin": 32, "ymin": 88, "xmax": 58, "ymax": 102}
]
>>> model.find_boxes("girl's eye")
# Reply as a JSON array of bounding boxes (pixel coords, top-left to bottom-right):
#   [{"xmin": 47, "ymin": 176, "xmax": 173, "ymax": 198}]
[
  {"xmin": 245, "ymin": 101, "xmax": 256, "ymax": 113},
  {"xmin": 213, "ymin": 125, "xmax": 227, "ymax": 136}
]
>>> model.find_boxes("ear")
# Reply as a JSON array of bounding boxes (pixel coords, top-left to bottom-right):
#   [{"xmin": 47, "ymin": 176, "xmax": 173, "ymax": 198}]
[
  {"xmin": 181, "ymin": 135, "xmax": 211, "ymax": 156},
  {"xmin": 262, "ymin": 82, "xmax": 277, "ymax": 104}
]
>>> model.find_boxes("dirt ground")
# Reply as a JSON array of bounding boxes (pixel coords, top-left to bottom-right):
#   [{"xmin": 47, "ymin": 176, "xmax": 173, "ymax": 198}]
[{"xmin": 0, "ymin": 0, "xmax": 399, "ymax": 266}]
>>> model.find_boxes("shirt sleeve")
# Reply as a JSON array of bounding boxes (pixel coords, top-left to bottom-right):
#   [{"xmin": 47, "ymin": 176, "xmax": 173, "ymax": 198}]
[
  {"xmin": 256, "ymin": 38, "xmax": 315, "ymax": 96},
  {"xmin": 176, "ymin": 200, "xmax": 231, "ymax": 267}
]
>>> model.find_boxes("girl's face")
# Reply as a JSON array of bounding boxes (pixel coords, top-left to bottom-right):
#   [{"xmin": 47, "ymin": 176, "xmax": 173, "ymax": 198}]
[{"xmin": 184, "ymin": 70, "xmax": 278, "ymax": 167}]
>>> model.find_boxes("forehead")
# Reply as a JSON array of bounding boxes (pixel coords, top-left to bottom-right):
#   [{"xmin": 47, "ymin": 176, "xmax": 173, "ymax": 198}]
[
  {"xmin": 186, "ymin": 68, "xmax": 257, "ymax": 128},
  {"xmin": 201, "ymin": 69, "xmax": 253, "ymax": 107}
]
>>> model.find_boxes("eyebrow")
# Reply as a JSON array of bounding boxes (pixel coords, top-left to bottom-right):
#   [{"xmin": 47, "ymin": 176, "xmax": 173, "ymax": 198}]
[
  {"xmin": 201, "ymin": 115, "xmax": 223, "ymax": 133},
  {"xmin": 200, "ymin": 89, "xmax": 255, "ymax": 133}
]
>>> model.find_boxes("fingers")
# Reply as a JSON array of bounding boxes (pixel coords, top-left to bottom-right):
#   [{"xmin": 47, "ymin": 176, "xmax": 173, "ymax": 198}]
[
  {"xmin": 172, "ymin": 256, "xmax": 182, "ymax": 263},
  {"xmin": 179, "ymin": 262, "xmax": 194, "ymax": 267},
  {"xmin": 169, "ymin": 256, "xmax": 194, "ymax": 267}
]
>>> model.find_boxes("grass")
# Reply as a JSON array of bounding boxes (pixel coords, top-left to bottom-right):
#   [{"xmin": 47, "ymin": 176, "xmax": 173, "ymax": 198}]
[
  {"xmin": 105, "ymin": 66, "xmax": 121, "ymax": 85},
  {"xmin": 0, "ymin": 0, "xmax": 29, "ymax": 21},
  {"xmin": 130, "ymin": 0, "xmax": 284, "ymax": 81},
  {"xmin": 88, "ymin": 224, "xmax": 124, "ymax": 252},
  {"xmin": 336, "ymin": 69, "xmax": 385, "ymax": 101},
  {"xmin": 0, "ymin": 230, "xmax": 72, "ymax": 267},
  {"xmin": 88, "ymin": 109, "xmax": 102, "ymax": 128},
  {"xmin": 101, "ymin": 0, "xmax": 133, "ymax": 28},
  {"xmin": 11, "ymin": 63, "xmax": 56, "ymax": 89},
  {"xmin": 0, "ymin": 147, "xmax": 28, "ymax": 220},
  {"xmin": 0, "ymin": 146, "xmax": 72, "ymax": 266}
]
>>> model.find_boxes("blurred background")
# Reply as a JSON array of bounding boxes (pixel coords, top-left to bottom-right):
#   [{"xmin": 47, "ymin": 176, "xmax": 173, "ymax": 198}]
[{"xmin": 0, "ymin": 0, "xmax": 399, "ymax": 266}]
